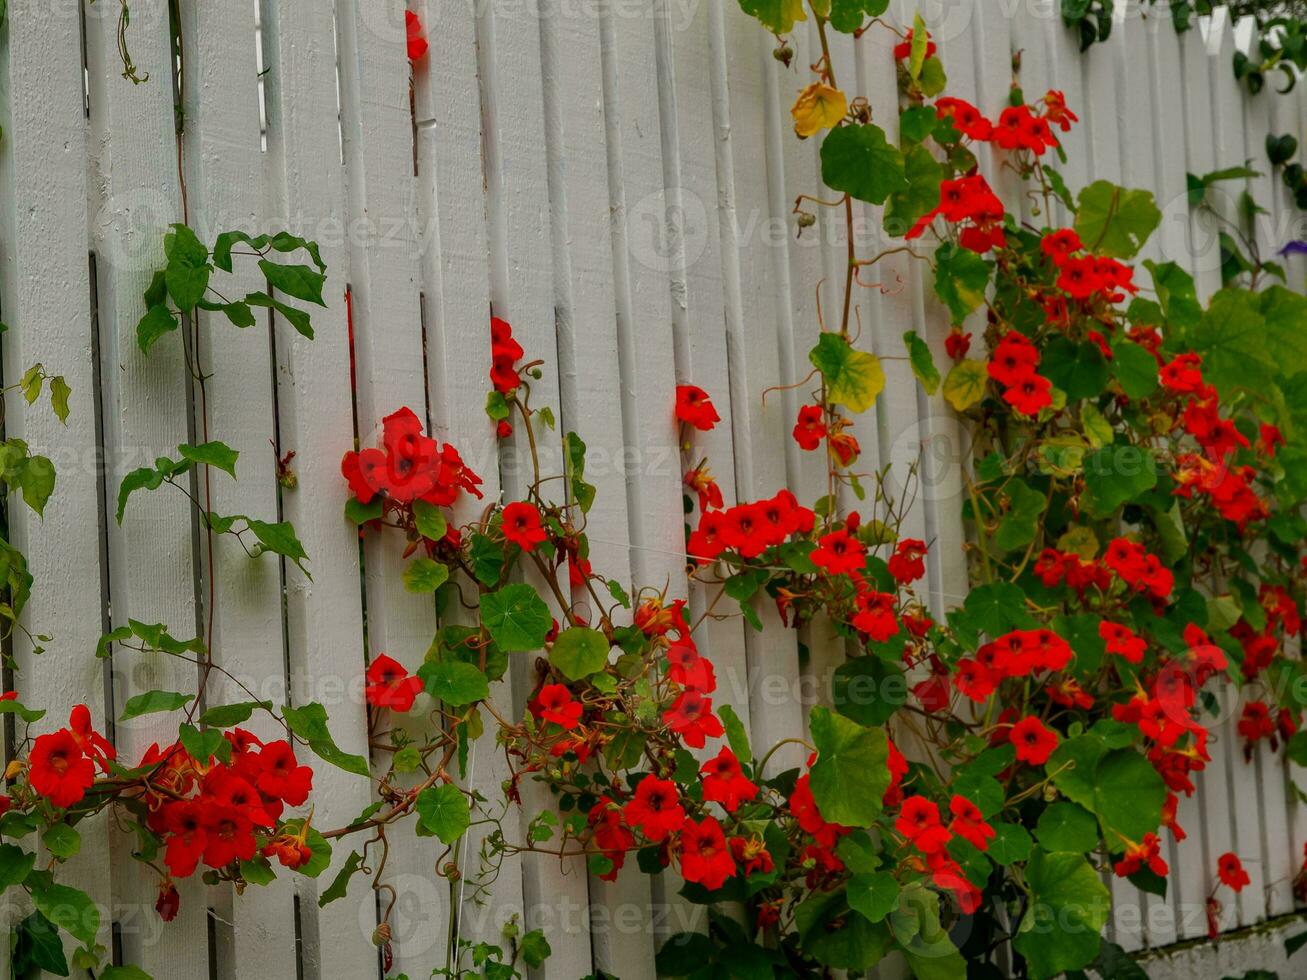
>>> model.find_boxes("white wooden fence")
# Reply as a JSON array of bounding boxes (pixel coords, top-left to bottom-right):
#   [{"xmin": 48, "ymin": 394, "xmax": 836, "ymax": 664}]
[{"xmin": 0, "ymin": 0, "xmax": 1304, "ymax": 978}]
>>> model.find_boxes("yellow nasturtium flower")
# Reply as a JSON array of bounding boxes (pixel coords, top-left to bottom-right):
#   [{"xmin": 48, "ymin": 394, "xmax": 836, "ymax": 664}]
[{"xmin": 791, "ymin": 82, "xmax": 847, "ymax": 138}]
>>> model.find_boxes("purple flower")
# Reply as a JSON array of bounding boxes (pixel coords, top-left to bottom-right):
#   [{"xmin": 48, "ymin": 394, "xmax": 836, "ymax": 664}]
[{"xmin": 1278, "ymin": 240, "xmax": 1307, "ymax": 257}]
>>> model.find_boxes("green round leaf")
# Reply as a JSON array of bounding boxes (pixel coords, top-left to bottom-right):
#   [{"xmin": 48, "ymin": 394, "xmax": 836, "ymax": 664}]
[
  {"xmin": 1035, "ymin": 802, "xmax": 1099, "ymax": 854},
  {"xmin": 1073, "ymin": 180, "xmax": 1161, "ymax": 258},
  {"xmin": 481, "ymin": 584, "xmax": 552, "ymax": 652},
  {"xmin": 808, "ymin": 707, "xmax": 889, "ymax": 827},
  {"xmin": 416, "ymin": 783, "xmax": 471, "ymax": 844},
  {"xmin": 1013, "ymin": 849, "xmax": 1109, "ymax": 978},
  {"xmin": 847, "ymin": 871, "xmax": 899, "ymax": 923},
  {"xmin": 419, "ymin": 661, "xmax": 489, "ymax": 707},
  {"xmin": 986, "ymin": 822, "xmax": 1032, "ymax": 865},
  {"xmin": 548, "ymin": 626, "xmax": 610, "ymax": 680},
  {"xmin": 1081, "ymin": 444, "xmax": 1158, "ymax": 518},
  {"xmin": 412, "ymin": 500, "xmax": 448, "ymax": 542},
  {"xmin": 831, "ymin": 656, "xmax": 906, "ymax": 727},
  {"xmin": 1093, "ymin": 748, "xmax": 1166, "ymax": 846},
  {"xmin": 820, "ymin": 124, "xmax": 908, "ymax": 206},
  {"xmin": 403, "ymin": 557, "xmax": 450, "ymax": 594}
]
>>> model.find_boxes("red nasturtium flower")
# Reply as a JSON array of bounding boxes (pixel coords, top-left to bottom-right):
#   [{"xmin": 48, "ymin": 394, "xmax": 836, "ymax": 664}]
[
  {"xmin": 678, "ymin": 815, "xmax": 735, "ymax": 890},
  {"xmin": 1114, "ymin": 833, "xmax": 1168, "ymax": 878},
  {"xmin": 1009, "ymin": 715, "xmax": 1059, "ymax": 765},
  {"xmin": 623, "ymin": 776, "xmax": 685, "ymax": 842},
  {"xmin": 948, "ymin": 795, "xmax": 994, "ymax": 851},
  {"xmin": 588, "ymin": 797, "xmax": 635, "ymax": 881},
  {"xmin": 828, "ymin": 427, "xmax": 860, "ymax": 467},
  {"xmin": 934, "ymin": 97, "xmax": 991, "ymax": 140},
  {"xmin": 502, "ymin": 501, "xmax": 546, "ymax": 551},
  {"xmin": 992, "ymin": 104, "xmax": 1059, "ymax": 155},
  {"xmin": 662, "ymin": 690, "xmax": 724, "ymax": 749},
  {"xmin": 1099, "ymin": 620, "xmax": 1147, "ymax": 664},
  {"xmin": 342, "ymin": 406, "xmax": 483, "ymax": 507},
  {"xmin": 1043, "ymin": 89, "xmax": 1078, "ymax": 130},
  {"xmin": 1217, "ymin": 852, "xmax": 1250, "ymax": 892},
  {"xmin": 405, "ymin": 10, "xmax": 428, "ymax": 62},
  {"xmin": 490, "ymin": 316, "xmax": 524, "ymax": 393},
  {"xmin": 365, "ymin": 654, "xmax": 424, "ymax": 712},
  {"xmin": 532, "ymin": 684, "xmax": 583, "ymax": 731},
  {"xmin": 264, "ymin": 830, "xmax": 313, "ymax": 870},
  {"xmin": 887, "ymin": 538, "xmax": 928, "ymax": 584},
  {"xmin": 29, "ymin": 727, "xmax": 96, "ymax": 809},
  {"xmin": 908, "ymin": 173, "xmax": 1007, "ymax": 253},
  {"xmin": 163, "ymin": 801, "xmax": 208, "ymax": 877},
  {"xmin": 729, "ymin": 835, "xmax": 774, "ymax": 877},
  {"xmin": 793, "ymin": 404, "xmax": 826, "ymax": 450},
  {"xmin": 156, "ymin": 881, "xmax": 181, "ymax": 922},
  {"xmin": 666, "ymin": 638, "xmax": 716, "ymax": 694},
  {"xmin": 675, "ymin": 385, "xmax": 720, "ymax": 431},
  {"xmin": 700, "ymin": 747, "xmax": 759, "ymax": 813},
  {"xmin": 256, "ymin": 741, "xmax": 314, "ymax": 806},
  {"xmin": 1040, "ymin": 228, "xmax": 1082, "ymax": 266},
  {"xmin": 944, "ymin": 328, "xmax": 971, "ymax": 360},
  {"xmin": 851, "ymin": 591, "xmax": 898, "ymax": 642},
  {"xmin": 683, "ymin": 465, "xmax": 724, "ymax": 512},
  {"xmin": 895, "ymin": 795, "xmax": 952, "ymax": 855},
  {"xmin": 810, "ymin": 529, "xmax": 866, "ymax": 576}
]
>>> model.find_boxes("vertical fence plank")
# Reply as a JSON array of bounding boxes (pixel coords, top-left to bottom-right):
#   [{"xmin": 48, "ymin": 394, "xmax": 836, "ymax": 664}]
[
  {"xmin": 1179, "ymin": 20, "xmax": 1225, "ymax": 299},
  {"xmin": 475, "ymin": 3, "xmax": 596, "ymax": 974},
  {"xmin": 714, "ymin": 2, "xmax": 807, "ymax": 776},
  {"xmin": 410, "ymin": 0, "xmax": 527, "ymax": 965},
  {"xmin": 856, "ymin": 17, "xmax": 928, "ymax": 554},
  {"xmin": 178, "ymin": 3, "xmax": 299, "ymax": 974},
  {"xmin": 534, "ymin": 1, "xmax": 653, "ymax": 973},
  {"xmin": 333, "ymin": 3, "xmax": 451, "ymax": 974},
  {"xmin": 773, "ymin": 23, "xmax": 830, "ymax": 515},
  {"xmin": 605, "ymin": 1, "xmax": 706, "ymax": 955},
  {"xmin": 83, "ymin": 0, "xmax": 213, "ymax": 972},
  {"xmin": 911, "ymin": 11, "xmax": 972, "ymax": 622},
  {"xmin": 802, "ymin": 24, "xmax": 861, "ymax": 735},
  {"xmin": 1042, "ymin": 12, "xmax": 1092, "ymax": 199},
  {"xmin": 258, "ymin": 2, "xmax": 378, "ymax": 976},
  {"xmin": 0, "ymin": 2, "xmax": 110, "ymax": 973},
  {"xmin": 1010, "ymin": 0, "xmax": 1055, "ymax": 228},
  {"xmin": 657, "ymin": 0, "xmax": 752, "ymax": 739}
]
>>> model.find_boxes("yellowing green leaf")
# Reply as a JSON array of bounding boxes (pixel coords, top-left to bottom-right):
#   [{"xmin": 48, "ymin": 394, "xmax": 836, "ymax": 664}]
[
  {"xmin": 909, "ymin": 13, "xmax": 928, "ymax": 80},
  {"xmin": 738, "ymin": 0, "xmax": 806, "ymax": 33},
  {"xmin": 1080, "ymin": 402, "xmax": 1113, "ymax": 448},
  {"xmin": 1056, "ymin": 526, "xmax": 1099, "ymax": 560},
  {"xmin": 48, "ymin": 376, "xmax": 71, "ymax": 424},
  {"xmin": 942, "ymin": 358, "xmax": 987, "ymax": 412},
  {"xmin": 809, "ymin": 333, "xmax": 884, "ymax": 413},
  {"xmin": 792, "ymin": 82, "xmax": 847, "ymax": 138},
  {"xmin": 903, "ymin": 330, "xmax": 940, "ymax": 395}
]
